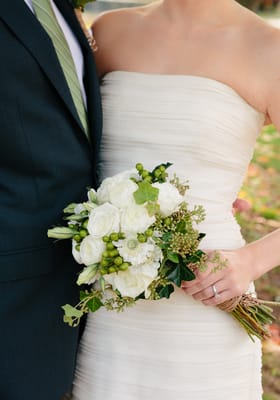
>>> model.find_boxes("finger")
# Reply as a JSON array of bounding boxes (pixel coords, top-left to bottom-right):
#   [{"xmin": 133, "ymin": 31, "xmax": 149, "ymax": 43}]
[
  {"xmin": 182, "ymin": 270, "xmax": 225, "ymax": 295},
  {"xmin": 191, "ymin": 280, "xmax": 225, "ymax": 301},
  {"xmin": 202, "ymin": 289, "xmax": 232, "ymax": 306}
]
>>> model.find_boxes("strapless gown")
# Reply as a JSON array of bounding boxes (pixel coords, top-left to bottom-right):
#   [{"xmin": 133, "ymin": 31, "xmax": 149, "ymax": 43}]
[{"xmin": 73, "ymin": 72, "xmax": 265, "ymax": 400}]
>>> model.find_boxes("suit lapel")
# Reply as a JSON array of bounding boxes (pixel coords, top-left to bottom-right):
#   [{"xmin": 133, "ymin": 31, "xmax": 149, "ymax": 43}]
[{"xmin": 0, "ymin": 0, "xmax": 85, "ymax": 134}]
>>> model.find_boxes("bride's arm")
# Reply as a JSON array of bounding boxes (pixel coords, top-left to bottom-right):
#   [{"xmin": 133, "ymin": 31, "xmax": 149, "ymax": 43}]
[
  {"xmin": 182, "ymin": 228, "xmax": 280, "ymax": 306},
  {"xmin": 183, "ymin": 40, "xmax": 280, "ymax": 306}
]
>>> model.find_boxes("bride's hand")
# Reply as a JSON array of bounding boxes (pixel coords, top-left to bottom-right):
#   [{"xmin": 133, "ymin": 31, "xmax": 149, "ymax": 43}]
[{"xmin": 181, "ymin": 247, "xmax": 255, "ymax": 306}]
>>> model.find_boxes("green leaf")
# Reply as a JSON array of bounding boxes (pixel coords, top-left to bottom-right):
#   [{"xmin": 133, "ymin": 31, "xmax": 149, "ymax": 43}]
[
  {"xmin": 176, "ymin": 220, "xmax": 186, "ymax": 233},
  {"xmin": 167, "ymin": 261, "xmax": 195, "ymax": 286},
  {"xmin": 62, "ymin": 304, "xmax": 83, "ymax": 326},
  {"xmin": 133, "ymin": 181, "xmax": 159, "ymax": 205},
  {"xmin": 62, "ymin": 304, "xmax": 83, "ymax": 318},
  {"xmin": 158, "ymin": 284, "xmax": 174, "ymax": 299},
  {"xmin": 79, "ymin": 290, "xmax": 89, "ymax": 301},
  {"xmin": 146, "ymin": 201, "xmax": 160, "ymax": 217},
  {"xmin": 180, "ymin": 264, "xmax": 196, "ymax": 281},
  {"xmin": 86, "ymin": 297, "xmax": 103, "ymax": 312},
  {"xmin": 187, "ymin": 250, "xmax": 205, "ymax": 264},
  {"xmin": 162, "ymin": 232, "xmax": 172, "ymax": 243},
  {"xmin": 167, "ymin": 252, "xmax": 179, "ymax": 263}
]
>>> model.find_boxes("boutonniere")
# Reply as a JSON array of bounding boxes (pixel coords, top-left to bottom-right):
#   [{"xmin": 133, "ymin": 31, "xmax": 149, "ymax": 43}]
[
  {"xmin": 72, "ymin": 0, "xmax": 98, "ymax": 52},
  {"xmin": 72, "ymin": 0, "xmax": 95, "ymax": 12}
]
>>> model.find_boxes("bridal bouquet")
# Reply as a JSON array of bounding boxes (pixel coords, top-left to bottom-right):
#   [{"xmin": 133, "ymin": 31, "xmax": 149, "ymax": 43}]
[{"xmin": 48, "ymin": 163, "xmax": 275, "ymax": 341}]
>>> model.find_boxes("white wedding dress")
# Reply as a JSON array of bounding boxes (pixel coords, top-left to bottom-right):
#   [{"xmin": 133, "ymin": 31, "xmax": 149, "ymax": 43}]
[{"xmin": 73, "ymin": 72, "xmax": 265, "ymax": 400}]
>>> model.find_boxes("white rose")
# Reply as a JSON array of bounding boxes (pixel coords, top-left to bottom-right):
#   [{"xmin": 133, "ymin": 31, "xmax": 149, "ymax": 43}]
[
  {"xmin": 79, "ymin": 236, "xmax": 105, "ymax": 266},
  {"xmin": 152, "ymin": 182, "xmax": 183, "ymax": 217},
  {"xmin": 77, "ymin": 264, "xmax": 98, "ymax": 286},
  {"xmin": 108, "ymin": 178, "xmax": 138, "ymax": 208},
  {"xmin": 87, "ymin": 203, "xmax": 120, "ymax": 238},
  {"xmin": 120, "ymin": 204, "xmax": 155, "ymax": 234},
  {"xmin": 97, "ymin": 169, "xmax": 138, "ymax": 205},
  {"xmin": 104, "ymin": 262, "xmax": 160, "ymax": 299}
]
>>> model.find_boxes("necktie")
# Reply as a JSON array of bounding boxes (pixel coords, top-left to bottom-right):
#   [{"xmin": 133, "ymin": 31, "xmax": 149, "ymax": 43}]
[{"xmin": 32, "ymin": 0, "xmax": 89, "ymax": 137}]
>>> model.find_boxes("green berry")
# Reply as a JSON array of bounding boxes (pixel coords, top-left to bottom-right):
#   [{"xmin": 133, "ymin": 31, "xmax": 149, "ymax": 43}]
[
  {"xmin": 102, "ymin": 251, "xmax": 110, "ymax": 258},
  {"xmin": 106, "ymin": 242, "xmax": 115, "ymax": 250},
  {"xmin": 154, "ymin": 169, "xmax": 161, "ymax": 178},
  {"xmin": 110, "ymin": 232, "xmax": 119, "ymax": 241},
  {"xmin": 109, "ymin": 249, "xmax": 119, "ymax": 257},
  {"xmin": 119, "ymin": 262, "xmax": 129, "ymax": 271},
  {"xmin": 164, "ymin": 217, "xmax": 171, "ymax": 226},
  {"xmin": 82, "ymin": 220, "xmax": 88, "ymax": 229},
  {"xmin": 103, "ymin": 236, "xmax": 110, "ymax": 243},
  {"xmin": 136, "ymin": 163, "xmax": 143, "ymax": 172},
  {"xmin": 159, "ymin": 165, "xmax": 166, "ymax": 172},
  {"xmin": 114, "ymin": 256, "xmax": 123, "ymax": 266},
  {"xmin": 75, "ymin": 244, "xmax": 80, "ymax": 251},
  {"xmin": 73, "ymin": 234, "xmax": 82, "ymax": 243},
  {"xmin": 138, "ymin": 234, "xmax": 147, "ymax": 243},
  {"xmin": 145, "ymin": 229, "xmax": 153, "ymax": 237},
  {"xmin": 79, "ymin": 229, "xmax": 88, "ymax": 238},
  {"xmin": 109, "ymin": 267, "xmax": 117, "ymax": 273},
  {"xmin": 100, "ymin": 259, "xmax": 109, "ymax": 267},
  {"xmin": 141, "ymin": 170, "xmax": 149, "ymax": 178},
  {"xmin": 100, "ymin": 267, "xmax": 108, "ymax": 275}
]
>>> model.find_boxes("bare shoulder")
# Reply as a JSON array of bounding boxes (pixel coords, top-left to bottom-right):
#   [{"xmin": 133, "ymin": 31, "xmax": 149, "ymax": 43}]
[
  {"xmin": 240, "ymin": 12, "xmax": 280, "ymax": 124},
  {"xmin": 91, "ymin": 6, "xmax": 152, "ymax": 76}
]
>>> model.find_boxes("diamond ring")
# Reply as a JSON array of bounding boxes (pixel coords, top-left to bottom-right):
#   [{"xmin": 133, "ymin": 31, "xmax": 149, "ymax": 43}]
[{"xmin": 211, "ymin": 284, "xmax": 218, "ymax": 298}]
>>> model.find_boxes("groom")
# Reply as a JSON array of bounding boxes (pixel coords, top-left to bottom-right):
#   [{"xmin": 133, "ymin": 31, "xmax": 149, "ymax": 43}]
[{"xmin": 0, "ymin": 0, "xmax": 101, "ymax": 398}]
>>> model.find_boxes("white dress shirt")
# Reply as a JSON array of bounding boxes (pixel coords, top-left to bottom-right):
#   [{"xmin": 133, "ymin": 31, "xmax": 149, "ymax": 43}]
[{"xmin": 24, "ymin": 0, "xmax": 87, "ymax": 105}]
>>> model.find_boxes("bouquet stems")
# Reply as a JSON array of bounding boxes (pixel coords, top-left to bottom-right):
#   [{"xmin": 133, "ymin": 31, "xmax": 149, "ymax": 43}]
[{"xmin": 220, "ymin": 294, "xmax": 277, "ymax": 341}]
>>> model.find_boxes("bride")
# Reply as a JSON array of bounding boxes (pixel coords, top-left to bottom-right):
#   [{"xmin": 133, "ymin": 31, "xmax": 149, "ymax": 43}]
[{"xmin": 72, "ymin": 0, "xmax": 280, "ymax": 398}]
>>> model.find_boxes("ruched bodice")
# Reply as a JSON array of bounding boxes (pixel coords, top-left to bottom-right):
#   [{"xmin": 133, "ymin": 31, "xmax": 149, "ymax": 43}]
[
  {"xmin": 73, "ymin": 72, "xmax": 264, "ymax": 400},
  {"xmin": 99, "ymin": 71, "xmax": 264, "ymax": 248}
]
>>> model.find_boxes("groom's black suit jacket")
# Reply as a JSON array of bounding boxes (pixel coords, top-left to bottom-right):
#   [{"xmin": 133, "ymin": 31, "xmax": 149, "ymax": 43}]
[{"xmin": 0, "ymin": 1, "xmax": 102, "ymax": 398}]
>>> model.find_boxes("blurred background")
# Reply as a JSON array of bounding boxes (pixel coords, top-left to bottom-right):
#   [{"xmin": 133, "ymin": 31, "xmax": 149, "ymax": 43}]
[{"xmin": 84, "ymin": 2, "xmax": 280, "ymax": 399}]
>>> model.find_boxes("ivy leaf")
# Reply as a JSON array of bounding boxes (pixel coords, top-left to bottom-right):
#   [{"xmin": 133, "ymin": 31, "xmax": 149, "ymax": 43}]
[
  {"xmin": 62, "ymin": 304, "xmax": 83, "ymax": 327},
  {"xmin": 158, "ymin": 284, "xmax": 174, "ymax": 299},
  {"xmin": 86, "ymin": 297, "xmax": 103, "ymax": 312},
  {"xmin": 167, "ymin": 261, "xmax": 195, "ymax": 286},
  {"xmin": 162, "ymin": 232, "xmax": 172, "ymax": 243},
  {"xmin": 133, "ymin": 181, "xmax": 159, "ymax": 205},
  {"xmin": 198, "ymin": 232, "xmax": 206, "ymax": 242},
  {"xmin": 167, "ymin": 251, "xmax": 179, "ymax": 264},
  {"xmin": 146, "ymin": 201, "xmax": 160, "ymax": 217}
]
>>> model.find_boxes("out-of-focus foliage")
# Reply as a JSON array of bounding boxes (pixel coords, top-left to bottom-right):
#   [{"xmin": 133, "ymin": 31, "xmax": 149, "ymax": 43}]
[{"xmin": 237, "ymin": 0, "xmax": 279, "ymax": 11}]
